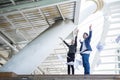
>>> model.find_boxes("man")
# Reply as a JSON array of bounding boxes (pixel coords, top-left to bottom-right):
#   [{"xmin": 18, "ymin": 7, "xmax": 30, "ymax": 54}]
[
  {"xmin": 59, "ymin": 30, "xmax": 78, "ymax": 75},
  {"xmin": 79, "ymin": 24, "xmax": 92, "ymax": 75}
]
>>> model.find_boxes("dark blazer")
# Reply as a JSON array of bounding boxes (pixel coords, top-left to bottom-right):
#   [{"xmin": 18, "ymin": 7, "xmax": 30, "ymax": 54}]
[
  {"xmin": 80, "ymin": 31, "xmax": 92, "ymax": 51},
  {"xmin": 63, "ymin": 36, "xmax": 77, "ymax": 53}
]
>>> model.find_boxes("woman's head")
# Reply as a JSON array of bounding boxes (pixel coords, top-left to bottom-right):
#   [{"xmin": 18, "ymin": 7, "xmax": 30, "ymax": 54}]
[{"xmin": 71, "ymin": 39, "xmax": 75, "ymax": 45}]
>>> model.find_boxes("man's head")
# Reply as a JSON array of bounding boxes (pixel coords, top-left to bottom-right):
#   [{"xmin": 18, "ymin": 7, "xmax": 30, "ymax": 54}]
[{"xmin": 83, "ymin": 32, "xmax": 88, "ymax": 39}]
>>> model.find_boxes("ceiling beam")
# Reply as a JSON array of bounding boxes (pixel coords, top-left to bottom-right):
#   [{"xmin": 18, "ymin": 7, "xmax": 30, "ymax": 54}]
[
  {"xmin": 38, "ymin": 8, "xmax": 50, "ymax": 26},
  {"xmin": 0, "ymin": 32, "xmax": 19, "ymax": 52},
  {"xmin": 1, "ymin": 15, "xmax": 17, "ymax": 44},
  {"xmin": 19, "ymin": 10, "xmax": 38, "ymax": 36},
  {"xmin": 3, "ymin": 15, "xmax": 16, "ymax": 29},
  {"xmin": 0, "ymin": 54, "xmax": 9, "ymax": 61},
  {"xmin": 16, "ymin": 28, "xmax": 29, "ymax": 42},
  {"xmin": 56, "ymin": 5, "xmax": 65, "ymax": 20},
  {"xmin": 0, "ymin": 0, "xmax": 77, "ymax": 13}
]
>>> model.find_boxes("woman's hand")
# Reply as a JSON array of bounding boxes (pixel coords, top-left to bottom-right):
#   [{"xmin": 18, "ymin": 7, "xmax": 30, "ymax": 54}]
[{"xmin": 59, "ymin": 37, "xmax": 63, "ymax": 41}]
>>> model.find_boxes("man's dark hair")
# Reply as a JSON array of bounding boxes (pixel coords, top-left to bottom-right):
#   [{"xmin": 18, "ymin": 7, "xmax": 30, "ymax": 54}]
[{"xmin": 84, "ymin": 32, "xmax": 88, "ymax": 36}]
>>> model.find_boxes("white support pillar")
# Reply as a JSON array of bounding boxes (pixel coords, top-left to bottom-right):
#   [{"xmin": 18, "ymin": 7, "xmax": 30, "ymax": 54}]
[
  {"xmin": 0, "ymin": 20, "xmax": 76, "ymax": 74},
  {"xmin": 79, "ymin": 0, "xmax": 98, "ymax": 23},
  {"xmin": 90, "ymin": 3, "xmax": 110, "ymax": 73},
  {"xmin": 74, "ymin": 0, "xmax": 104, "ymax": 24}
]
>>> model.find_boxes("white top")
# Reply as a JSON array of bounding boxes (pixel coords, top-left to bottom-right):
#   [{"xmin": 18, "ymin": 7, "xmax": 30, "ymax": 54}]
[
  {"xmin": 81, "ymin": 41, "xmax": 86, "ymax": 52},
  {"xmin": 81, "ymin": 40, "xmax": 91, "ymax": 54}
]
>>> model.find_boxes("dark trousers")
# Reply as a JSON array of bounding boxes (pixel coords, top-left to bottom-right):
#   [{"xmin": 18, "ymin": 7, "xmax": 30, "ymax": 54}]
[
  {"xmin": 68, "ymin": 65, "xmax": 74, "ymax": 75},
  {"xmin": 81, "ymin": 54, "xmax": 90, "ymax": 74}
]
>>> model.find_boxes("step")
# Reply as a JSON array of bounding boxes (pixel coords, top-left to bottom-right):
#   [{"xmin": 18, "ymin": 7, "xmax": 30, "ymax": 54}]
[
  {"xmin": 0, "ymin": 73, "xmax": 120, "ymax": 80},
  {"xmin": 19, "ymin": 75, "xmax": 120, "ymax": 80},
  {"xmin": 0, "ymin": 72, "xmax": 17, "ymax": 77}
]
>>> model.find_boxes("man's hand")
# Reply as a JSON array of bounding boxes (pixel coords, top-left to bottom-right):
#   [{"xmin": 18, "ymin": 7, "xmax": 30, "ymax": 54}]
[{"xmin": 89, "ymin": 24, "xmax": 92, "ymax": 31}]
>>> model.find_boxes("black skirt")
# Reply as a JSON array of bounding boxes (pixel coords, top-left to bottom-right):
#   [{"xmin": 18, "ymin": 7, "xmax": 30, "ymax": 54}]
[{"xmin": 67, "ymin": 53, "xmax": 75, "ymax": 62}]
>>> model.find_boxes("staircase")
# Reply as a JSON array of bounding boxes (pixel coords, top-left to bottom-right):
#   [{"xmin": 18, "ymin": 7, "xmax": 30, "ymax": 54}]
[{"xmin": 93, "ymin": 0, "xmax": 120, "ymax": 74}]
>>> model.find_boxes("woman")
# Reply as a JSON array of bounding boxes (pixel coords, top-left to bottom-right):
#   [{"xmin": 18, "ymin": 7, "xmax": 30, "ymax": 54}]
[{"xmin": 59, "ymin": 30, "xmax": 78, "ymax": 75}]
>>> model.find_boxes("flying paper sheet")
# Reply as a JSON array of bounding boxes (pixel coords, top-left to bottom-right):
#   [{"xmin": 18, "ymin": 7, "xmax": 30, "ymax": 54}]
[
  {"xmin": 116, "ymin": 35, "xmax": 120, "ymax": 43},
  {"xmin": 96, "ymin": 42, "xmax": 104, "ymax": 52}
]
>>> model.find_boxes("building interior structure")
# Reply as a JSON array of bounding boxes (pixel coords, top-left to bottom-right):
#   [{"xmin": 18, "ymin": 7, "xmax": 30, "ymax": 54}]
[{"xmin": 0, "ymin": 0, "xmax": 120, "ymax": 80}]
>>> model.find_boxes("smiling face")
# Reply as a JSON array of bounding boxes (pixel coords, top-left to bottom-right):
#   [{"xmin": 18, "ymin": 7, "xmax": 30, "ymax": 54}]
[{"xmin": 83, "ymin": 32, "xmax": 88, "ymax": 39}]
